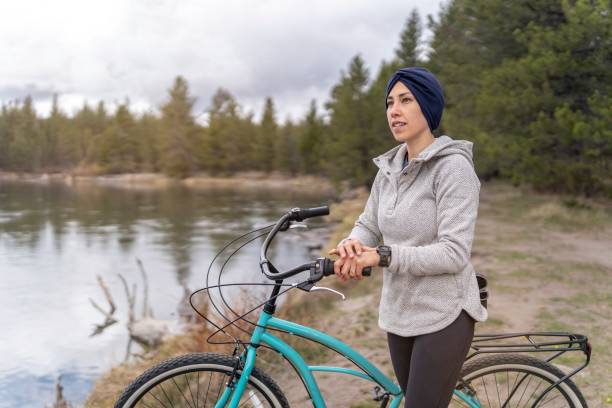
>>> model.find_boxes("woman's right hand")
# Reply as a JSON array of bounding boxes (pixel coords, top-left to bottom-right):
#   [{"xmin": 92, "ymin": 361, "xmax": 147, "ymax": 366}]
[{"xmin": 328, "ymin": 238, "xmax": 364, "ymax": 281}]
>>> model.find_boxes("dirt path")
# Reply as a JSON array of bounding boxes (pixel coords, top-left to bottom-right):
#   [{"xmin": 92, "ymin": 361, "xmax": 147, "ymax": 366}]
[{"xmin": 267, "ymin": 182, "xmax": 612, "ymax": 407}]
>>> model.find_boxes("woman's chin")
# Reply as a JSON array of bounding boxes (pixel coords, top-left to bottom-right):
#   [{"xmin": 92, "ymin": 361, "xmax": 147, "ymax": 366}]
[
  {"xmin": 392, "ymin": 131, "xmax": 413, "ymax": 143},
  {"xmin": 390, "ymin": 128, "xmax": 430, "ymax": 144}
]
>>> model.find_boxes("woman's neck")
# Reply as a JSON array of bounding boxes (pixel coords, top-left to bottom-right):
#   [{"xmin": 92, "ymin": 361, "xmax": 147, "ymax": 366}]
[{"xmin": 405, "ymin": 131, "xmax": 435, "ymax": 160}]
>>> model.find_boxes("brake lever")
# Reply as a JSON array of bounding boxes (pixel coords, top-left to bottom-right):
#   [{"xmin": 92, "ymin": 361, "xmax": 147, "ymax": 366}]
[
  {"xmin": 309, "ymin": 286, "xmax": 346, "ymax": 300},
  {"xmin": 289, "ymin": 222, "xmax": 307, "ymax": 229}
]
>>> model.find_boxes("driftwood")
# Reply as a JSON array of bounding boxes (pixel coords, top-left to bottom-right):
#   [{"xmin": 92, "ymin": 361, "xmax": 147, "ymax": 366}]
[
  {"xmin": 89, "ymin": 275, "xmax": 118, "ymax": 336},
  {"xmin": 117, "ymin": 273, "xmax": 137, "ymax": 325},
  {"xmin": 89, "ymin": 259, "xmax": 202, "ymax": 357},
  {"xmin": 45, "ymin": 375, "xmax": 72, "ymax": 408},
  {"xmin": 121, "ymin": 260, "xmax": 168, "ymax": 350},
  {"xmin": 136, "ymin": 257, "xmax": 153, "ymax": 318}
]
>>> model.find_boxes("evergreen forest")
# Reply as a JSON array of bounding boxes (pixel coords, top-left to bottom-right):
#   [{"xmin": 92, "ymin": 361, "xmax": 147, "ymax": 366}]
[{"xmin": 1, "ymin": 0, "xmax": 610, "ymax": 196}]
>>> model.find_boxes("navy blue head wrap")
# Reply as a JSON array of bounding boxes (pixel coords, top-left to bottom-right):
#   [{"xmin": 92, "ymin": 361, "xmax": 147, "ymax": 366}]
[{"xmin": 385, "ymin": 67, "xmax": 445, "ymax": 131}]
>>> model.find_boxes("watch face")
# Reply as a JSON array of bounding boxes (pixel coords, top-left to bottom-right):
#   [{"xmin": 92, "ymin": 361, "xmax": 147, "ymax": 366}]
[{"xmin": 377, "ymin": 246, "xmax": 391, "ymax": 267}]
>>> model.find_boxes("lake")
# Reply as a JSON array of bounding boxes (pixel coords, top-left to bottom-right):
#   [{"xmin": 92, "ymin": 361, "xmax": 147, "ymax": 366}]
[{"xmin": 0, "ymin": 179, "xmax": 334, "ymax": 407}]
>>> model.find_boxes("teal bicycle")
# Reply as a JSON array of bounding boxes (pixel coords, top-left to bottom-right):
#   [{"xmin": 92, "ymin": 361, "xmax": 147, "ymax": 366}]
[{"xmin": 115, "ymin": 206, "xmax": 591, "ymax": 407}]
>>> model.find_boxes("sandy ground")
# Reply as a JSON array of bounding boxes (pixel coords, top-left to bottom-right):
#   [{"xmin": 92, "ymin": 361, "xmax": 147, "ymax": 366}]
[{"xmin": 262, "ymin": 182, "xmax": 612, "ymax": 407}]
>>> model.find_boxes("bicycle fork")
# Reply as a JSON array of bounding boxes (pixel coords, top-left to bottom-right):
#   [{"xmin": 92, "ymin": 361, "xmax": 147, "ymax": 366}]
[
  {"xmin": 215, "ymin": 313, "xmax": 272, "ymax": 408},
  {"xmin": 214, "ymin": 346, "xmax": 258, "ymax": 408}
]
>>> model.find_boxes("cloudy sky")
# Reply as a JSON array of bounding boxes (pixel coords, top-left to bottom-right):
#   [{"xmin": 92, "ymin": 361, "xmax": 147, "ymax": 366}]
[{"xmin": 1, "ymin": 0, "xmax": 444, "ymax": 122}]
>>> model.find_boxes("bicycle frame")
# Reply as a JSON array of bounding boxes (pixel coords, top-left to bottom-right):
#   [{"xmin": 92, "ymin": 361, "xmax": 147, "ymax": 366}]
[
  {"xmin": 212, "ymin": 207, "xmax": 482, "ymax": 407},
  {"xmin": 214, "ymin": 310, "xmax": 481, "ymax": 408}
]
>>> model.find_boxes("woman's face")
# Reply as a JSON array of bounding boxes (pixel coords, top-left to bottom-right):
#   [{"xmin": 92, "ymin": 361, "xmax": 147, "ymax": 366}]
[{"xmin": 386, "ymin": 81, "xmax": 430, "ymax": 143}]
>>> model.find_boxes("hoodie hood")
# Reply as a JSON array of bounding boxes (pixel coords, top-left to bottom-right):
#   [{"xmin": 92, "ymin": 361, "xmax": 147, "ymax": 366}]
[{"xmin": 373, "ymin": 135, "xmax": 474, "ymax": 173}]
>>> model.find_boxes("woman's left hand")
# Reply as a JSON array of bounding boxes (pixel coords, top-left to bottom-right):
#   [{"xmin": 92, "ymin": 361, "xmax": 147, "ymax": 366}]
[{"xmin": 329, "ymin": 246, "xmax": 380, "ymax": 280}]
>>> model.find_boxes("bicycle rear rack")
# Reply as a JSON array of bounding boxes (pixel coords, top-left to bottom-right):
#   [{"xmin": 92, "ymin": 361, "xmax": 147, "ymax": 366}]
[
  {"xmin": 468, "ymin": 331, "xmax": 591, "ymax": 362},
  {"xmin": 464, "ymin": 332, "xmax": 591, "ymax": 404}
]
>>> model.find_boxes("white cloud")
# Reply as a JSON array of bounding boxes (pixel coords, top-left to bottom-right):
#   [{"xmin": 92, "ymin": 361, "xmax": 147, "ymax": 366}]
[{"xmin": 0, "ymin": 0, "xmax": 444, "ymax": 120}]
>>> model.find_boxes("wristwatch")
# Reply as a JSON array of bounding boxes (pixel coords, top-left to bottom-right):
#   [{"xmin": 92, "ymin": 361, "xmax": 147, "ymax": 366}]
[{"xmin": 376, "ymin": 245, "xmax": 392, "ymax": 267}]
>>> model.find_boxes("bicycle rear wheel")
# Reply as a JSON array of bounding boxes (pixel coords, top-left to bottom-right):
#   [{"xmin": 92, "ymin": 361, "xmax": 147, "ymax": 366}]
[
  {"xmin": 114, "ymin": 352, "xmax": 289, "ymax": 408},
  {"xmin": 450, "ymin": 354, "xmax": 587, "ymax": 408}
]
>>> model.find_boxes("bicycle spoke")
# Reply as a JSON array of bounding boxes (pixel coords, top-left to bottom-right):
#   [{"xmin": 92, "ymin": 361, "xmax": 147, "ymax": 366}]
[
  {"xmin": 138, "ymin": 396, "xmax": 157, "ymax": 408},
  {"xmin": 482, "ymin": 376, "xmax": 492, "ymax": 407},
  {"xmin": 147, "ymin": 388, "xmax": 172, "ymax": 408},
  {"xmin": 525, "ymin": 380, "xmax": 544, "ymax": 406},
  {"xmin": 494, "ymin": 372, "xmax": 502, "ymax": 407},
  {"xmin": 203, "ymin": 372, "xmax": 213, "ymax": 407},
  {"xmin": 115, "ymin": 355, "xmax": 285, "ymax": 408},
  {"xmin": 507, "ymin": 370, "xmax": 521, "ymax": 408},
  {"xmin": 250, "ymin": 390, "xmax": 266, "ymax": 408},
  {"xmin": 195, "ymin": 371, "xmax": 200, "ymax": 408},
  {"xmin": 515, "ymin": 374, "xmax": 534, "ymax": 407},
  {"xmin": 538, "ymin": 392, "xmax": 561, "ymax": 407},
  {"xmin": 171, "ymin": 376, "xmax": 195, "ymax": 408},
  {"xmin": 160, "ymin": 383, "xmax": 176, "ymax": 408},
  {"xmin": 214, "ymin": 372, "xmax": 225, "ymax": 402},
  {"xmin": 185, "ymin": 373, "xmax": 197, "ymax": 408},
  {"xmin": 506, "ymin": 371, "xmax": 510, "ymax": 407}
]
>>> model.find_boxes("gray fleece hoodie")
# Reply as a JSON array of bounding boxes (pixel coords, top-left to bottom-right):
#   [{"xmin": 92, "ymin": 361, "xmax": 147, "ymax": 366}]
[{"xmin": 347, "ymin": 135, "xmax": 487, "ymax": 337}]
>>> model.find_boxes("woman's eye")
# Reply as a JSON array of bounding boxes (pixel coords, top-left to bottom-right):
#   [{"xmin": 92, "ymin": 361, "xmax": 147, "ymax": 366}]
[{"xmin": 401, "ymin": 97, "xmax": 411, "ymax": 103}]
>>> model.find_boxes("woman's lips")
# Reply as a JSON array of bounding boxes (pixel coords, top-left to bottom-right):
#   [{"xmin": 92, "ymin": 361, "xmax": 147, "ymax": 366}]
[{"xmin": 392, "ymin": 121, "xmax": 407, "ymax": 132}]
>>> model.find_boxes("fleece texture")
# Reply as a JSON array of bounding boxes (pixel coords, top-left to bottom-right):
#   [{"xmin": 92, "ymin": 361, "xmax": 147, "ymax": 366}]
[{"xmin": 347, "ymin": 135, "xmax": 487, "ymax": 336}]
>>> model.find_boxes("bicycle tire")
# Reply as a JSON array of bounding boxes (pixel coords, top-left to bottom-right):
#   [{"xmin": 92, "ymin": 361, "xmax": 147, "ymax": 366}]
[
  {"xmin": 450, "ymin": 354, "xmax": 587, "ymax": 407},
  {"xmin": 114, "ymin": 352, "xmax": 290, "ymax": 408}
]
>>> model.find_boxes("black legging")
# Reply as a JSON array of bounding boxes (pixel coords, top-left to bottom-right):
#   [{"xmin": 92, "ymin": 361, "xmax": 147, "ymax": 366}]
[{"xmin": 387, "ymin": 310, "xmax": 475, "ymax": 407}]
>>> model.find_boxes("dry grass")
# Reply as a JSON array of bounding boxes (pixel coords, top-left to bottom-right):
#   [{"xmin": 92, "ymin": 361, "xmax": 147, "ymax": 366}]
[{"xmin": 85, "ymin": 325, "xmax": 232, "ymax": 407}]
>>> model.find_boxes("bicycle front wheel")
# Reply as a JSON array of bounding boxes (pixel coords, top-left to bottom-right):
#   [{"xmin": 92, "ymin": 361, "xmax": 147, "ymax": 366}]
[
  {"xmin": 450, "ymin": 354, "xmax": 587, "ymax": 408},
  {"xmin": 114, "ymin": 352, "xmax": 289, "ymax": 408}
]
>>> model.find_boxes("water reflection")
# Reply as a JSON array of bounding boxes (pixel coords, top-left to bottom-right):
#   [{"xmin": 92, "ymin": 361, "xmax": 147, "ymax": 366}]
[{"xmin": 0, "ymin": 180, "xmax": 333, "ymax": 408}]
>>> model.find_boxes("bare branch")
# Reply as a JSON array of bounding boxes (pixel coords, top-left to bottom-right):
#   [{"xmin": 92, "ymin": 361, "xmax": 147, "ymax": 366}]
[
  {"xmin": 89, "ymin": 298, "xmax": 111, "ymax": 318},
  {"xmin": 118, "ymin": 273, "xmax": 136, "ymax": 326},
  {"xmin": 97, "ymin": 274, "xmax": 116, "ymax": 315},
  {"xmin": 89, "ymin": 275, "xmax": 118, "ymax": 336},
  {"xmin": 136, "ymin": 257, "xmax": 153, "ymax": 318}
]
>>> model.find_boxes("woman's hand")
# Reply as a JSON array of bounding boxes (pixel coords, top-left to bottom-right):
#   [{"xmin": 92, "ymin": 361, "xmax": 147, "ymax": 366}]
[{"xmin": 328, "ymin": 241, "xmax": 380, "ymax": 281}]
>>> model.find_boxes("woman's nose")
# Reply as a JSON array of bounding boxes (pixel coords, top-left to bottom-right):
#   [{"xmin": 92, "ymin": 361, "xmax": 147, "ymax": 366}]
[{"xmin": 389, "ymin": 104, "xmax": 400, "ymax": 117}]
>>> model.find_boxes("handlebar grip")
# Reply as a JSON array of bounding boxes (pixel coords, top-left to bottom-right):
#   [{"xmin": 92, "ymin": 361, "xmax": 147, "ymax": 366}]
[
  {"xmin": 295, "ymin": 206, "xmax": 329, "ymax": 221},
  {"xmin": 322, "ymin": 258, "xmax": 372, "ymax": 277}
]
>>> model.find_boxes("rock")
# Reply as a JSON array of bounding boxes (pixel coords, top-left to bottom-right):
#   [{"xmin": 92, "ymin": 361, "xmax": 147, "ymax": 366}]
[{"xmin": 130, "ymin": 318, "xmax": 170, "ymax": 348}]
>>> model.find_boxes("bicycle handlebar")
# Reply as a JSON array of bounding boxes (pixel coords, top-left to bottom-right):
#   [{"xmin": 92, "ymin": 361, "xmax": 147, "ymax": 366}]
[
  {"xmin": 259, "ymin": 206, "xmax": 372, "ymax": 281},
  {"xmin": 293, "ymin": 206, "xmax": 330, "ymax": 221},
  {"xmin": 321, "ymin": 257, "xmax": 372, "ymax": 277}
]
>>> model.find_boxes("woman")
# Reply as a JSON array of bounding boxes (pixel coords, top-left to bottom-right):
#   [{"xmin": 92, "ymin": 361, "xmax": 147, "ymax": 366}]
[{"xmin": 330, "ymin": 67, "xmax": 487, "ymax": 407}]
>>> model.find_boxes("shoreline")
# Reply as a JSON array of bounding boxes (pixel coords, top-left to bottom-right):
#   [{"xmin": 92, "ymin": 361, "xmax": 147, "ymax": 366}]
[{"xmin": 0, "ymin": 171, "xmax": 338, "ymax": 194}]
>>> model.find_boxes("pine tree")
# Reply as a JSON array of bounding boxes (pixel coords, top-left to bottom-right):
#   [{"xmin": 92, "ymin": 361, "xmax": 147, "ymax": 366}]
[
  {"xmin": 298, "ymin": 100, "xmax": 325, "ymax": 174},
  {"xmin": 324, "ymin": 55, "xmax": 373, "ymax": 185},
  {"xmin": 159, "ymin": 76, "xmax": 198, "ymax": 178},
  {"xmin": 135, "ymin": 112, "xmax": 162, "ymax": 172},
  {"xmin": 426, "ymin": 0, "xmax": 576, "ymax": 178},
  {"xmin": 255, "ymin": 97, "xmax": 278, "ymax": 172},
  {"xmin": 94, "ymin": 102, "xmax": 139, "ymax": 172},
  {"xmin": 395, "ymin": 9, "xmax": 422, "ymax": 67},
  {"xmin": 274, "ymin": 117, "xmax": 297, "ymax": 174},
  {"xmin": 476, "ymin": 0, "xmax": 612, "ymax": 195},
  {"xmin": 74, "ymin": 103, "xmax": 98, "ymax": 167},
  {"xmin": 204, "ymin": 88, "xmax": 249, "ymax": 173},
  {"xmin": 0, "ymin": 103, "xmax": 13, "ymax": 168},
  {"xmin": 9, "ymin": 97, "xmax": 41, "ymax": 171}
]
